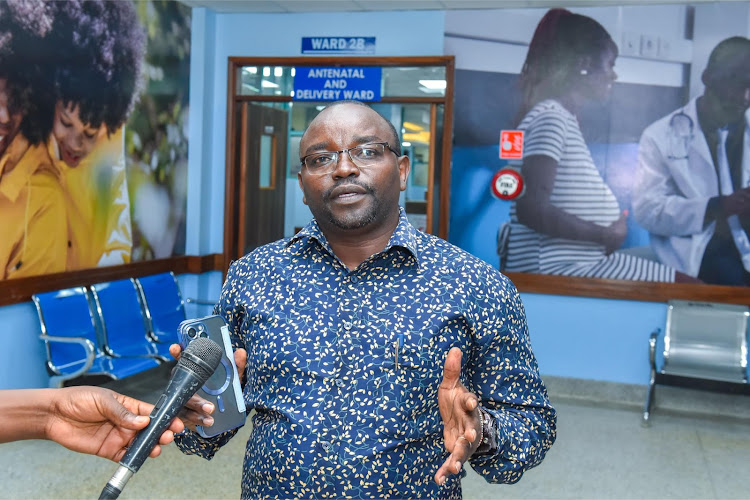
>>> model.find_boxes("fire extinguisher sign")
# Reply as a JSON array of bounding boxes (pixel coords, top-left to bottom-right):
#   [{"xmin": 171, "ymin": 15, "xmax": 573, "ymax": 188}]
[{"xmin": 499, "ymin": 130, "xmax": 524, "ymax": 159}]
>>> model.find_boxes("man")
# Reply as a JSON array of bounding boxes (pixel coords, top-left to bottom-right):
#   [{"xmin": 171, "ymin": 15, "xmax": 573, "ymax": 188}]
[
  {"xmin": 1, "ymin": 386, "xmax": 184, "ymax": 462},
  {"xmin": 175, "ymin": 101, "xmax": 556, "ymax": 498},
  {"xmin": 634, "ymin": 37, "xmax": 750, "ymax": 286}
]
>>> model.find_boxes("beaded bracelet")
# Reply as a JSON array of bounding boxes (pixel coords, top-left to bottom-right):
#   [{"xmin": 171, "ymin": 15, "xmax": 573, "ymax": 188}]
[
  {"xmin": 475, "ymin": 407, "xmax": 485, "ymax": 448},
  {"xmin": 475, "ymin": 406, "xmax": 498, "ymax": 456}
]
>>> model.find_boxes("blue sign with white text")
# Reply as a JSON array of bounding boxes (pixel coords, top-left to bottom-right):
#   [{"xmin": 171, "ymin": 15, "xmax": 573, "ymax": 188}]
[
  {"xmin": 294, "ymin": 66, "xmax": 382, "ymax": 102},
  {"xmin": 301, "ymin": 37, "xmax": 375, "ymax": 55}
]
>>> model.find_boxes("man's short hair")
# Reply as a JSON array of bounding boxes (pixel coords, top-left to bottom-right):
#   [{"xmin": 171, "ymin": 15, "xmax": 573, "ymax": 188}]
[
  {"xmin": 705, "ymin": 36, "xmax": 750, "ymax": 79},
  {"xmin": 322, "ymin": 100, "xmax": 402, "ymax": 156}
]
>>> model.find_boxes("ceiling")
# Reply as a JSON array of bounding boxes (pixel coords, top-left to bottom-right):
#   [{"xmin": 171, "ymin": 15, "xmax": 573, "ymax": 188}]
[{"xmin": 180, "ymin": 0, "xmax": 736, "ymax": 14}]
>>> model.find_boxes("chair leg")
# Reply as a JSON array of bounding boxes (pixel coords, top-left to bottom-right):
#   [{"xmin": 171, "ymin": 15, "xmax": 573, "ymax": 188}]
[
  {"xmin": 642, "ymin": 373, "xmax": 656, "ymax": 427},
  {"xmin": 642, "ymin": 329, "xmax": 660, "ymax": 427}
]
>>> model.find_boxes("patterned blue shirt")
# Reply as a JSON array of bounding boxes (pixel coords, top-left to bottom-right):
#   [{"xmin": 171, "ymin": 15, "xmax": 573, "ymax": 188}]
[{"xmin": 175, "ymin": 209, "xmax": 556, "ymax": 499}]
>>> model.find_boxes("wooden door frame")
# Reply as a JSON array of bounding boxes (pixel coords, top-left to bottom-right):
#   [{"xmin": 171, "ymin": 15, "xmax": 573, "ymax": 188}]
[{"xmin": 224, "ymin": 56, "xmax": 455, "ymax": 275}]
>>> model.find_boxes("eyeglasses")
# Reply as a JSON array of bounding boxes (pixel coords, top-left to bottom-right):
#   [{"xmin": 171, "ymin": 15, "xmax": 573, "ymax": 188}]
[{"xmin": 300, "ymin": 142, "xmax": 399, "ymax": 175}]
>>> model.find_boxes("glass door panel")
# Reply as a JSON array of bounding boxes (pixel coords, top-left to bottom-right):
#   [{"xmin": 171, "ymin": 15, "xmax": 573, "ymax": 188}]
[
  {"xmin": 400, "ymin": 104, "xmax": 432, "ymax": 232},
  {"xmin": 382, "ymin": 66, "xmax": 446, "ymax": 97},
  {"xmin": 237, "ymin": 66, "xmax": 295, "ymax": 97}
]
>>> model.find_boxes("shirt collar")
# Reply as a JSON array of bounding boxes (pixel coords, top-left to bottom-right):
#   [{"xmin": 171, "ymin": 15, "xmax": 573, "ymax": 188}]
[
  {"xmin": 47, "ymin": 135, "xmax": 72, "ymax": 176},
  {"xmin": 288, "ymin": 206, "xmax": 422, "ymax": 268}
]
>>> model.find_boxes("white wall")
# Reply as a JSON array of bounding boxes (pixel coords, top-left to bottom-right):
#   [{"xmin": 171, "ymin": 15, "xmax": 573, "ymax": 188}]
[
  {"xmin": 445, "ymin": 5, "xmax": 690, "ymax": 87},
  {"xmin": 690, "ymin": 2, "xmax": 750, "ymax": 98}
]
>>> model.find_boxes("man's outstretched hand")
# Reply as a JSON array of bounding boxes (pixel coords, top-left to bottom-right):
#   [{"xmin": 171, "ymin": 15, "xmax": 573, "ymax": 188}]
[{"xmin": 434, "ymin": 347, "xmax": 482, "ymax": 485}]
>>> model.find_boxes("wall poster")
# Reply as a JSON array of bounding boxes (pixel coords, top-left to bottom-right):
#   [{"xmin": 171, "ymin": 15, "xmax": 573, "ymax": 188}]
[
  {"xmin": 0, "ymin": 0, "xmax": 190, "ymax": 281},
  {"xmin": 448, "ymin": 3, "xmax": 750, "ymax": 292}
]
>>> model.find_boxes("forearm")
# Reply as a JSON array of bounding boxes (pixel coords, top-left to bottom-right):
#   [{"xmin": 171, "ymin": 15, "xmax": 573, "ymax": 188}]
[
  {"xmin": 0, "ymin": 389, "xmax": 55, "ymax": 443},
  {"xmin": 634, "ymin": 192, "xmax": 712, "ymax": 236},
  {"xmin": 515, "ymin": 153, "xmax": 609, "ymax": 243},
  {"xmin": 467, "ymin": 277, "xmax": 557, "ymax": 481},
  {"xmin": 634, "ymin": 143, "xmax": 710, "ymax": 236},
  {"xmin": 470, "ymin": 402, "xmax": 556, "ymax": 483},
  {"xmin": 174, "ymin": 424, "xmax": 240, "ymax": 459},
  {"xmin": 704, "ymin": 196, "xmax": 723, "ymax": 227},
  {"xmin": 518, "ymin": 199, "xmax": 606, "ymax": 244}
]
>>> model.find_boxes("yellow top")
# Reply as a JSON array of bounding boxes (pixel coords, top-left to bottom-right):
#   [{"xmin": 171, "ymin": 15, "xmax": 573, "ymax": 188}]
[
  {"xmin": 0, "ymin": 135, "xmax": 67, "ymax": 279},
  {"xmin": 48, "ymin": 129, "xmax": 132, "ymax": 271}
]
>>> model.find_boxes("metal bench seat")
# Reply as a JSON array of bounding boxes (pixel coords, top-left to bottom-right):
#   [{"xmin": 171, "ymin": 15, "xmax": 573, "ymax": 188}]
[
  {"xmin": 643, "ymin": 299, "xmax": 749, "ymax": 424},
  {"xmin": 33, "ymin": 287, "xmax": 161, "ymax": 388},
  {"xmin": 90, "ymin": 278, "xmax": 171, "ymax": 362},
  {"xmin": 135, "ymin": 272, "xmax": 186, "ymax": 349}
]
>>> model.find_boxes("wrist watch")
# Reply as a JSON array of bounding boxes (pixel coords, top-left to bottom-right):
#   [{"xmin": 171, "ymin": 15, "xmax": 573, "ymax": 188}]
[{"xmin": 474, "ymin": 407, "xmax": 499, "ymax": 456}]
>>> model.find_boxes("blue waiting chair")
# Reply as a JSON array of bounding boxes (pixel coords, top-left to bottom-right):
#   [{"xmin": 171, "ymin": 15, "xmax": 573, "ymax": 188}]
[
  {"xmin": 33, "ymin": 287, "xmax": 161, "ymax": 388},
  {"xmin": 90, "ymin": 279, "xmax": 169, "ymax": 361},
  {"xmin": 135, "ymin": 272, "xmax": 186, "ymax": 349}
]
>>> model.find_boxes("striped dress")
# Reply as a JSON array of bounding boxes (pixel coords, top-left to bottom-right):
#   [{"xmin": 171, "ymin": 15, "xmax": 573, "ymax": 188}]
[{"xmin": 506, "ymin": 99, "xmax": 675, "ymax": 281}]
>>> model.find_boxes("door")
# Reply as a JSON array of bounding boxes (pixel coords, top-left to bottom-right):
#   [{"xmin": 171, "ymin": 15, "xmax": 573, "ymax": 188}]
[{"xmin": 231, "ymin": 102, "xmax": 287, "ymax": 258}]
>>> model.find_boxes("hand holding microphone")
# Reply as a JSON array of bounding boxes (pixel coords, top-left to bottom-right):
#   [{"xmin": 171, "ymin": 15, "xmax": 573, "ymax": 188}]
[
  {"xmin": 0, "ymin": 386, "xmax": 184, "ymax": 460},
  {"xmin": 99, "ymin": 337, "xmax": 223, "ymax": 500},
  {"xmin": 167, "ymin": 337, "xmax": 248, "ymax": 433}
]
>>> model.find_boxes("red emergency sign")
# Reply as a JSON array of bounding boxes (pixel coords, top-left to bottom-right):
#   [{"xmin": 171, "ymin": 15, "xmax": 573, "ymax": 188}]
[{"xmin": 499, "ymin": 130, "xmax": 524, "ymax": 159}]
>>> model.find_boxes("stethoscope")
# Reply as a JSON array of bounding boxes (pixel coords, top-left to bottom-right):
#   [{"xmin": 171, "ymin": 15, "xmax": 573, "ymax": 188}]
[
  {"xmin": 667, "ymin": 109, "xmax": 694, "ymax": 160},
  {"xmin": 667, "ymin": 107, "xmax": 750, "ymax": 190}
]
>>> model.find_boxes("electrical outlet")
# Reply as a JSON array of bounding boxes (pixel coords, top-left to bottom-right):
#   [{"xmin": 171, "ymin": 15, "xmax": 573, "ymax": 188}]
[
  {"xmin": 640, "ymin": 34, "xmax": 657, "ymax": 58},
  {"xmin": 657, "ymin": 37, "xmax": 671, "ymax": 59},
  {"xmin": 621, "ymin": 31, "xmax": 639, "ymax": 56}
]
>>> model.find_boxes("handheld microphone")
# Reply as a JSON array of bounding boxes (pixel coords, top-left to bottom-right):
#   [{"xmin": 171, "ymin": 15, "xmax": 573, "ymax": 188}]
[{"xmin": 99, "ymin": 337, "xmax": 223, "ymax": 500}]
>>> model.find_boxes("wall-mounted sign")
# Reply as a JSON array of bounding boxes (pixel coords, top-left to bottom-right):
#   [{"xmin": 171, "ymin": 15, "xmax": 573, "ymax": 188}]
[
  {"xmin": 491, "ymin": 168, "xmax": 524, "ymax": 200},
  {"xmin": 293, "ymin": 66, "xmax": 382, "ymax": 101},
  {"xmin": 301, "ymin": 37, "xmax": 375, "ymax": 55},
  {"xmin": 499, "ymin": 130, "xmax": 524, "ymax": 159}
]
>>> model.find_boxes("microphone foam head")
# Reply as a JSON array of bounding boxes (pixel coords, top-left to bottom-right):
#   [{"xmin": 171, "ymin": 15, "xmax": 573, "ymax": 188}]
[{"xmin": 179, "ymin": 337, "xmax": 223, "ymax": 381}]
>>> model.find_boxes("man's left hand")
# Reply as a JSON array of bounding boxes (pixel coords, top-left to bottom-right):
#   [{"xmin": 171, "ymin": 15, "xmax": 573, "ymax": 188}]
[
  {"xmin": 434, "ymin": 347, "xmax": 481, "ymax": 485},
  {"xmin": 168, "ymin": 343, "xmax": 248, "ymax": 431}
]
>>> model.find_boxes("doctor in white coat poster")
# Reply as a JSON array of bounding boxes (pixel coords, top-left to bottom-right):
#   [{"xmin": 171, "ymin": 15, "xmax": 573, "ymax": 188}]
[{"xmin": 634, "ymin": 36, "xmax": 750, "ymax": 286}]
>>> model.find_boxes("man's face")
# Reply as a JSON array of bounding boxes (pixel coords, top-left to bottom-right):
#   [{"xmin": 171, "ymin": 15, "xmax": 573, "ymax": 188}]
[
  {"xmin": 705, "ymin": 51, "xmax": 750, "ymax": 124},
  {"xmin": 0, "ymin": 78, "xmax": 23, "ymax": 158},
  {"xmin": 297, "ymin": 103, "xmax": 410, "ymax": 234}
]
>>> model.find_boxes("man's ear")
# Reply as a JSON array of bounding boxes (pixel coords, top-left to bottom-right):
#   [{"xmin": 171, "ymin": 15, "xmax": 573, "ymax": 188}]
[
  {"xmin": 398, "ymin": 154, "xmax": 411, "ymax": 191},
  {"xmin": 297, "ymin": 172, "xmax": 308, "ymax": 205}
]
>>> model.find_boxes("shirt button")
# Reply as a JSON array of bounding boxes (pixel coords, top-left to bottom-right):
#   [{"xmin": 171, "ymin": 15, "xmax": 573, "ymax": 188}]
[
  {"xmin": 320, "ymin": 440, "xmax": 332, "ymax": 451},
  {"xmin": 350, "ymin": 275, "xmax": 359, "ymax": 284},
  {"xmin": 335, "ymin": 378, "xmax": 345, "ymax": 388},
  {"xmin": 342, "ymin": 321, "xmax": 353, "ymax": 330}
]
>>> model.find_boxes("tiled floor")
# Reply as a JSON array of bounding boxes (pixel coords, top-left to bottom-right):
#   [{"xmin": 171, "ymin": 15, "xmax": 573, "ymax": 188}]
[{"xmin": 1, "ymin": 367, "xmax": 749, "ymax": 499}]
